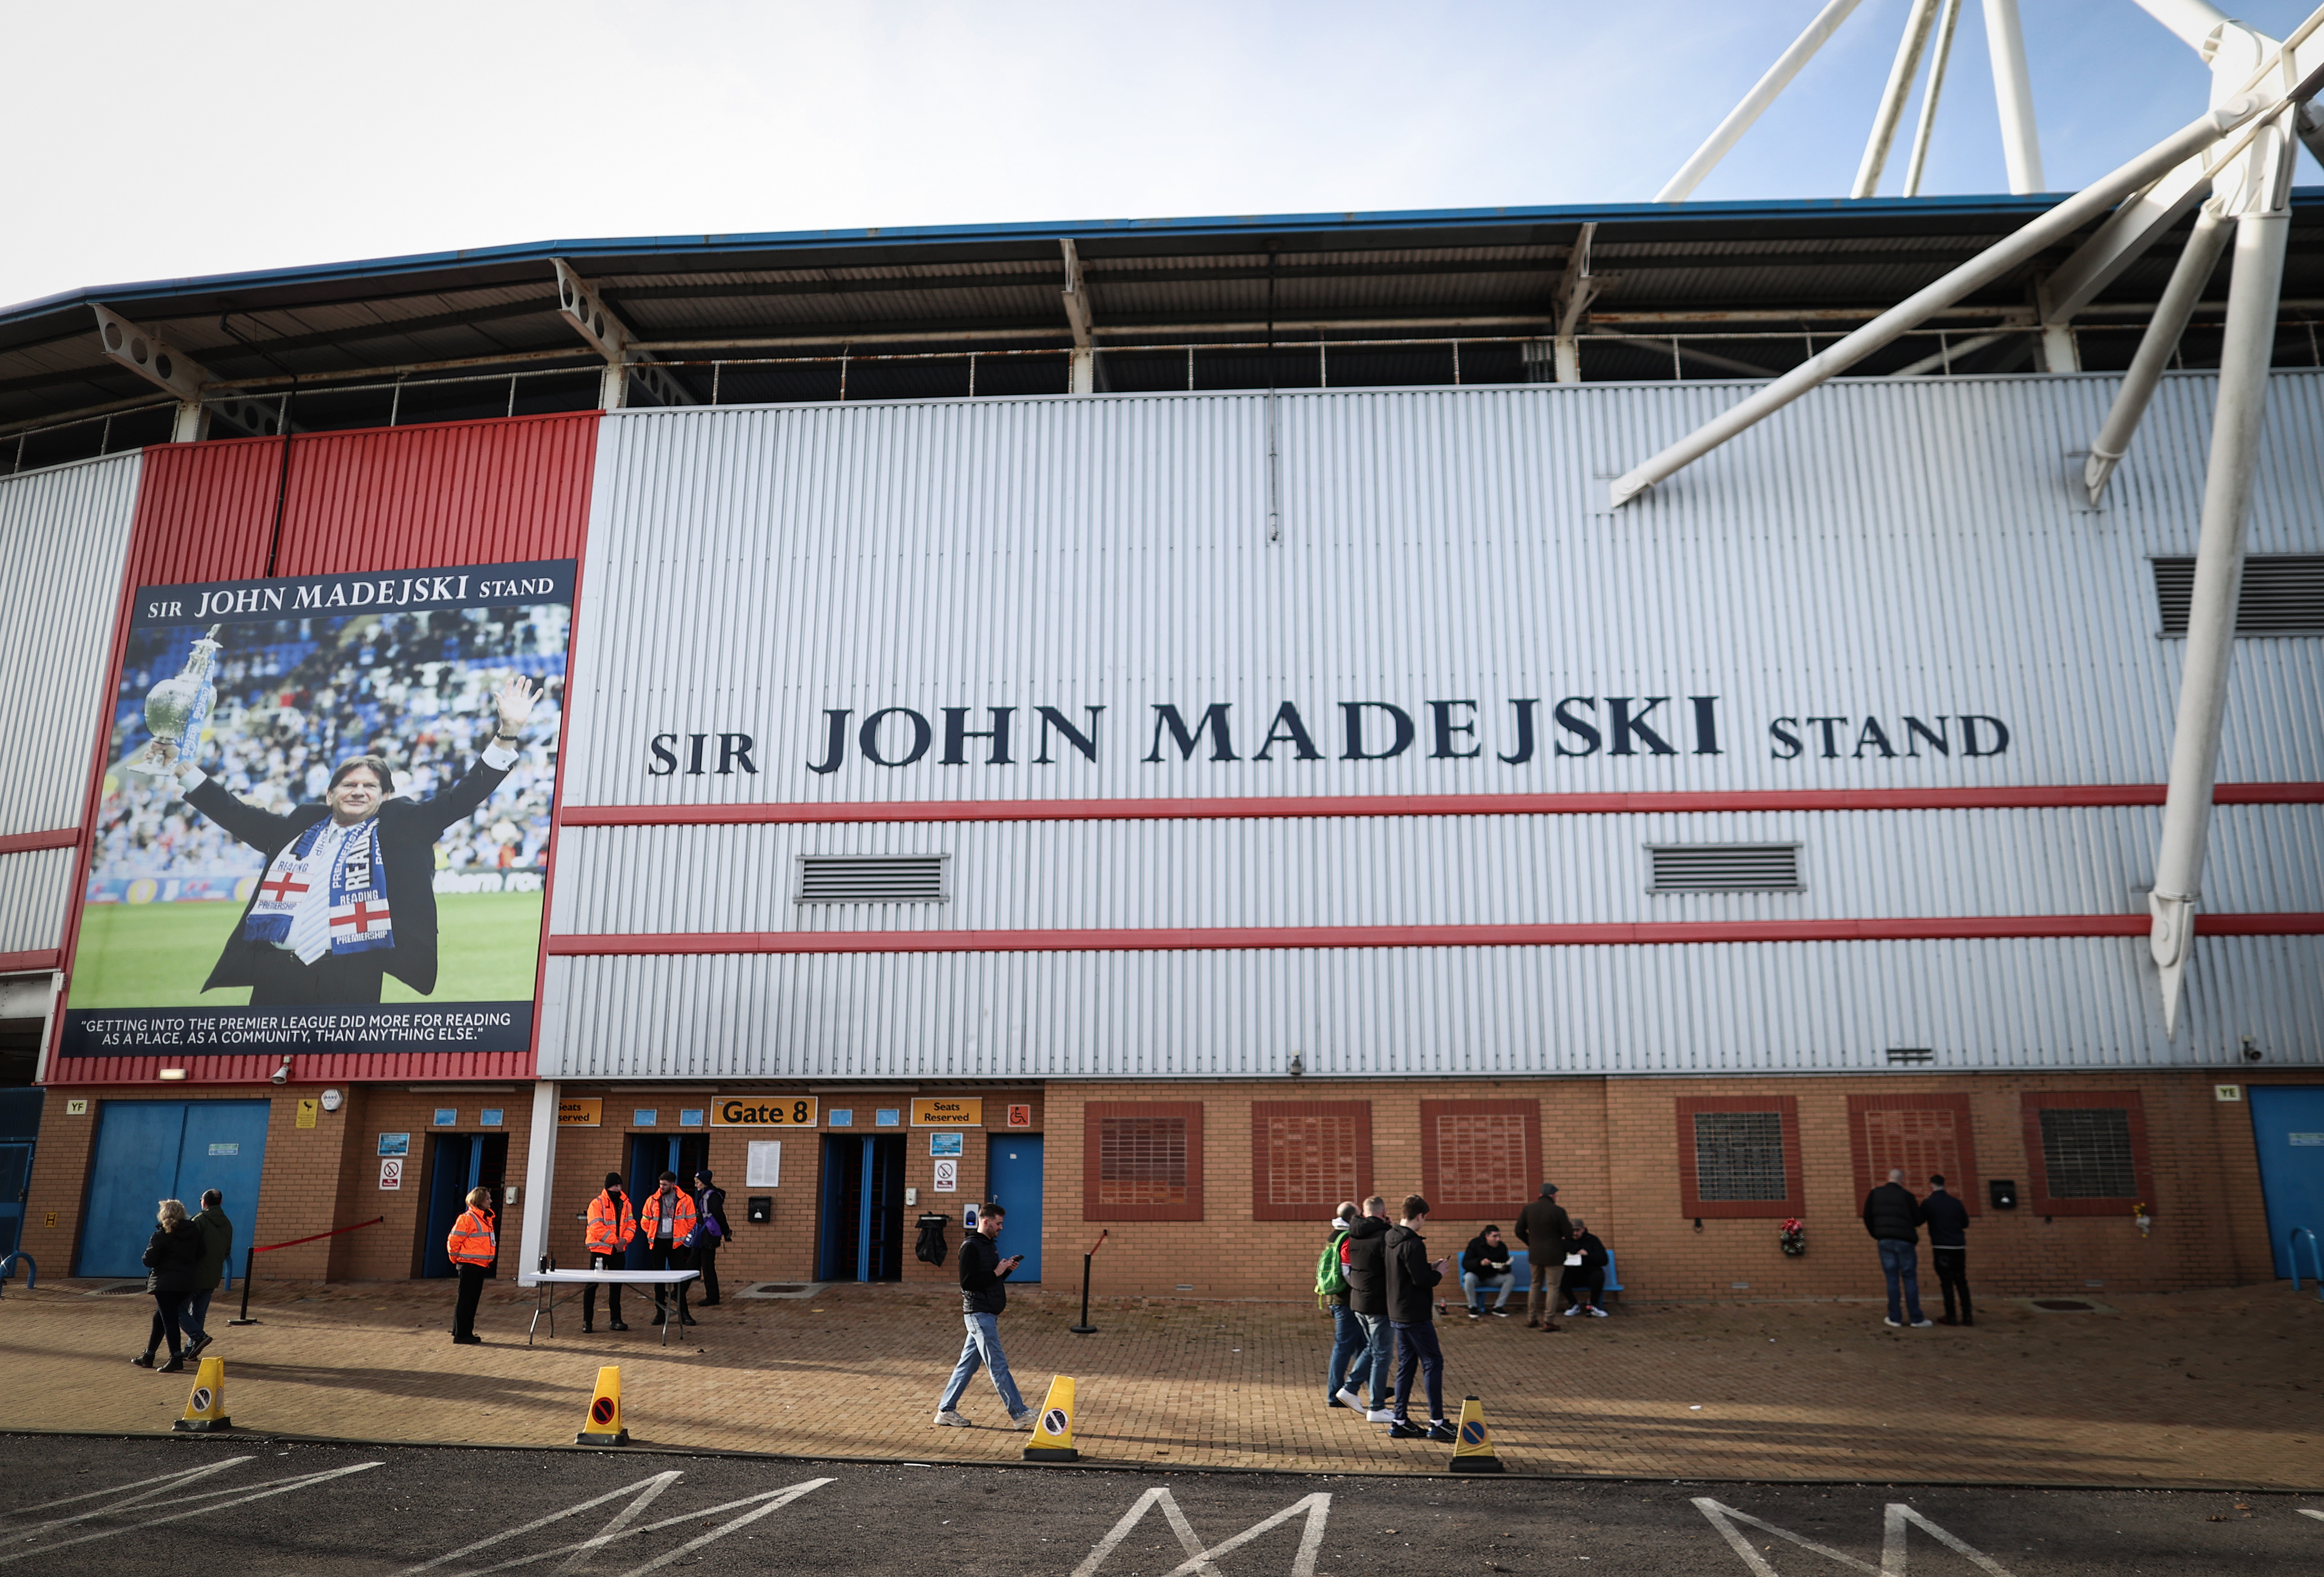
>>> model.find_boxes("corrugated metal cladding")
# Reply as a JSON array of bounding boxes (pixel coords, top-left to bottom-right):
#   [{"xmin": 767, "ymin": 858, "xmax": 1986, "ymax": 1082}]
[
  {"xmin": 0, "ymin": 452, "xmax": 141, "ymax": 838},
  {"xmin": 0, "ymin": 847, "xmax": 78, "ymax": 956},
  {"xmin": 537, "ymin": 933, "xmax": 2324, "ymax": 1081},
  {"xmin": 273, "ymin": 413, "xmax": 599, "ymax": 574},
  {"xmin": 49, "ymin": 1050, "xmax": 535, "ymax": 1086},
  {"xmin": 550, "ymin": 805, "xmax": 2323, "ymax": 936},
  {"xmin": 122, "ymin": 437, "xmax": 279, "ymax": 586},
  {"xmin": 567, "ymin": 372, "xmax": 2324, "ymax": 810}
]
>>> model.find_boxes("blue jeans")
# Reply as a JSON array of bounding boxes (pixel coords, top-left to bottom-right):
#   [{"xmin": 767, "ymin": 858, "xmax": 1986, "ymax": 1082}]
[
  {"xmin": 1460, "ymin": 1271, "xmax": 1512, "ymax": 1312},
  {"xmin": 1878, "ymin": 1239, "xmax": 1924, "ymax": 1324},
  {"xmin": 1390, "ymin": 1320, "xmax": 1444, "ymax": 1422},
  {"xmin": 180, "ymin": 1289, "xmax": 214, "ymax": 1344},
  {"xmin": 1327, "ymin": 1303, "xmax": 1368, "ymax": 1398},
  {"xmin": 938, "ymin": 1311, "xmax": 1025, "ymax": 1415},
  {"xmin": 1354, "ymin": 1311, "xmax": 1394, "ymax": 1408}
]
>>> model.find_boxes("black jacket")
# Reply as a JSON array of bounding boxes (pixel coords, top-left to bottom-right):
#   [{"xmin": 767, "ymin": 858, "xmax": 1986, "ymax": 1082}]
[
  {"xmin": 1515, "ymin": 1197, "xmax": 1571, "ymax": 1254},
  {"xmin": 1383, "ymin": 1223, "xmax": 1442, "ymax": 1325},
  {"xmin": 1862, "ymin": 1182, "xmax": 1926, "ymax": 1244},
  {"xmin": 1342, "ymin": 1214, "xmax": 1392, "ymax": 1317},
  {"xmin": 958, "ymin": 1230, "xmax": 1015, "ymax": 1316},
  {"xmin": 1562, "ymin": 1230, "xmax": 1610, "ymax": 1273},
  {"xmin": 185, "ymin": 752, "xmax": 511, "ymax": 996},
  {"xmin": 1922, "ymin": 1189, "xmax": 1970, "ymax": 1248},
  {"xmin": 696, "ymin": 1185, "xmax": 731, "ymax": 1240},
  {"xmin": 192, "ymin": 1207, "xmax": 234, "ymax": 1292},
  {"xmin": 143, "ymin": 1221, "xmax": 203, "ymax": 1295},
  {"xmin": 1460, "ymin": 1234, "xmax": 1513, "ymax": 1280}
]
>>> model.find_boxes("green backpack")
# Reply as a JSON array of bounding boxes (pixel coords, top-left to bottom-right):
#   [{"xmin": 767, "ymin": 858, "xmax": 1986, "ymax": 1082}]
[{"xmin": 1314, "ymin": 1230, "xmax": 1350, "ymax": 1306}]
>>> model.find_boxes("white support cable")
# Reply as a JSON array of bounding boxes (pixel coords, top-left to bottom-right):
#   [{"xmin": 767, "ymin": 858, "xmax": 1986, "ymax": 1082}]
[
  {"xmin": 1609, "ymin": 97, "xmax": 2257, "ymax": 507},
  {"xmin": 1901, "ymin": 0, "xmax": 1963, "ymax": 196},
  {"xmin": 1982, "ymin": 0, "xmax": 2047, "ymax": 191},
  {"xmin": 1656, "ymin": 0, "xmax": 1866, "ymax": 202},
  {"xmin": 1853, "ymin": 0, "xmax": 1941, "ymax": 197},
  {"xmin": 2130, "ymin": 0, "xmax": 2235, "ymax": 51},
  {"xmin": 2083, "ymin": 203, "xmax": 2234, "ymax": 501}
]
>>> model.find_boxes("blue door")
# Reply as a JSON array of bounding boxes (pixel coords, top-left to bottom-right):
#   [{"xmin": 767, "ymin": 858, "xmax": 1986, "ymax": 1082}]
[
  {"xmin": 986, "ymin": 1135, "xmax": 1043, "ymax": 1283},
  {"xmin": 623, "ymin": 1134, "xmax": 708, "ymax": 1270},
  {"xmin": 816, "ymin": 1135, "xmax": 905, "ymax": 1282},
  {"xmin": 420, "ymin": 1132, "xmax": 510, "ymax": 1278},
  {"xmin": 2250, "ymin": 1086, "xmax": 2324, "ymax": 1278},
  {"xmin": 77, "ymin": 1100, "xmax": 271, "ymax": 1278}
]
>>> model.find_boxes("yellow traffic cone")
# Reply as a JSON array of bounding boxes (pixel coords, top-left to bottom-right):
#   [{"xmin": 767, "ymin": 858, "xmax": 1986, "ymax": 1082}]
[
  {"xmin": 575, "ymin": 1365, "xmax": 630, "ymax": 1445},
  {"xmin": 1448, "ymin": 1394, "xmax": 1503, "ymax": 1473},
  {"xmin": 173, "ymin": 1356, "xmax": 231, "ymax": 1433},
  {"xmin": 1022, "ymin": 1375, "xmax": 1078, "ymax": 1462}
]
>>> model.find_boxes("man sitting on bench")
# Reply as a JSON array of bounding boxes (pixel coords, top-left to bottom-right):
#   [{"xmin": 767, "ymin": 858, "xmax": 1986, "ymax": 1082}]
[{"xmin": 1560, "ymin": 1218, "xmax": 1613, "ymax": 1318}]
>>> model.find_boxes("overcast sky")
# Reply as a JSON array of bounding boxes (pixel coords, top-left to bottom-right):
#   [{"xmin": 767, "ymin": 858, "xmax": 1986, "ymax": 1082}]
[{"xmin": 5, "ymin": 0, "xmax": 2316, "ymax": 310}]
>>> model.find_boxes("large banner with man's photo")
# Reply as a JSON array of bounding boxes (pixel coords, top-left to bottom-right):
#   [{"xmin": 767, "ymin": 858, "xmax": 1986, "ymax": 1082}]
[{"xmin": 58, "ymin": 559, "xmax": 577, "ymax": 1059}]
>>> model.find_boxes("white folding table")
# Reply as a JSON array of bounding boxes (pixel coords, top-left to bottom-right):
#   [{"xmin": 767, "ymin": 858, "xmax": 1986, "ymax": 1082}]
[{"xmin": 518, "ymin": 1268, "xmax": 700, "ymax": 1347}]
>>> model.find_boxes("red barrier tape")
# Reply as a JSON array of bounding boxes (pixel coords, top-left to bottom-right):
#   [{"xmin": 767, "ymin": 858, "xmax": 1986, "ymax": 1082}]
[
  {"xmin": 1086, "ymin": 1229, "xmax": 1109, "ymax": 1256},
  {"xmin": 254, "ymin": 1216, "xmax": 384, "ymax": 1254}
]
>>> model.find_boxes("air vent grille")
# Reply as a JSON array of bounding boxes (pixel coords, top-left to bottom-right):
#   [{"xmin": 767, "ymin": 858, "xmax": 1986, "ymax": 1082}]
[
  {"xmin": 2153, "ymin": 554, "xmax": 2324, "ymax": 635},
  {"xmin": 796, "ymin": 854, "xmax": 948, "ymax": 903},
  {"xmin": 1648, "ymin": 843, "xmax": 1803, "ymax": 893}
]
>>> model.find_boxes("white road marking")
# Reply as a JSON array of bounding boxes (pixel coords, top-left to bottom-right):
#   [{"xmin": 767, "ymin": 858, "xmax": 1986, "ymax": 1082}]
[
  {"xmin": 0, "ymin": 1456, "xmax": 250, "ymax": 1537},
  {"xmin": 398, "ymin": 1475, "xmax": 833, "ymax": 1577},
  {"xmin": 1072, "ymin": 1487, "xmax": 1332, "ymax": 1577},
  {"xmin": 0, "ymin": 1462, "xmax": 379, "ymax": 1566},
  {"xmin": 2301, "ymin": 1509, "xmax": 2324, "ymax": 1523},
  {"xmin": 1694, "ymin": 1498, "xmax": 2017, "ymax": 1577}
]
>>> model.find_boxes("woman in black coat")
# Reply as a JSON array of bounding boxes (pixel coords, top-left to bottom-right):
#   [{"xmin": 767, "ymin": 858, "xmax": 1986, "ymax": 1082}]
[{"xmin": 136, "ymin": 1199, "xmax": 203, "ymax": 1374}]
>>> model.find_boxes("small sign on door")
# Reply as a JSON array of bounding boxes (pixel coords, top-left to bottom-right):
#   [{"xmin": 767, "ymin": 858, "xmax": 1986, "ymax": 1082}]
[
  {"xmin": 379, "ymin": 1156, "xmax": 404, "ymax": 1190},
  {"xmin": 932, "ymin": 1158, "xmax": 959, "ymax": 1193}
]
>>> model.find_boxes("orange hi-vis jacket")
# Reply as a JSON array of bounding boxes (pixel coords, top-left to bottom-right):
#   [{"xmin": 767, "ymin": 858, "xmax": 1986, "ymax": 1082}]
[
  {"xmin": 447, "ymin": 1208, "xmax": 496, "ymax": 1268},
  {"xmin": 586, "ymin": 1190, "xmax": 637, "ymax": 1255},
  {"xmin": 640, "ymin": 1187, "xmax": 696, "ymax": 1247}
]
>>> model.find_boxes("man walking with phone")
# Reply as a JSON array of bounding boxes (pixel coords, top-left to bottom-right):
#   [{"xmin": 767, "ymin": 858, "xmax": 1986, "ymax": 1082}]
[
  {"xmin": 934, "ymin": 1203, "xmax": 1034, "ymax": 1429},
  {"xmin": 1383, "ymin": 1194, "xmax": 1456, "ymax": 1443}
]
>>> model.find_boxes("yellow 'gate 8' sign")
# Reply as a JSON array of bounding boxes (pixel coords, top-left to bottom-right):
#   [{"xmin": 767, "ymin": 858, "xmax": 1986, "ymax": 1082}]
[{"xmin": 712, "ymin": 1096, "xmax": 820, "ymax": 1127}]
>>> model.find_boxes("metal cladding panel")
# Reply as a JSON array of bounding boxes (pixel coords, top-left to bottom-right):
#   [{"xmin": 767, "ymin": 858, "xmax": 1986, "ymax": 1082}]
[
  {"xmin": 548, "ymin": 804, "xmax": 2323, "ymax": 935},
  {"xmin": 536, "ymin": 933, "xmax": 2324, "ymax": 1080},
  {"xmin": 0, "ymin": 452, "xmax": 142, "ymax": 836},
  {"xmin": 0, "ymin": 847, "xmax": 76, "ymax": 954},
  {"xmin": 567, "ymin": 372, "xmax": 2324, "ymax": 812},
  {"xmin": 273, "ymin": 412, "xmax": 600, "ymax": 574},
  {"xmin": 122, "ymin": 437, "xmax": 279, "ymax": 586}
]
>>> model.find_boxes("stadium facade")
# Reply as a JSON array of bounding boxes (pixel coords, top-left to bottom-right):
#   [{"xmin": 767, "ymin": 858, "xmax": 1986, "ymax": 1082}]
[{"xmin": 1, "ymin": 194, "xmax": 2319, "ymax": 1302}]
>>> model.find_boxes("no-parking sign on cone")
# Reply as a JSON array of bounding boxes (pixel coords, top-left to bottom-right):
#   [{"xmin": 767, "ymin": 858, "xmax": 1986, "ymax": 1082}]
[
  {"xmin": 575, "ymin": 1365, "xmax": 630, "ymax": 1445},
  {"xmin": 1023, "ymin": 1375, "xmax": 1078, "ymax": 1461},
  {"xmin": 1448, "ymin": 1394, "xmax": 1503, "ymax": 1472},
  {"xmin": 173, "ymin": 1356, "xmax": 230, "ymax": 1433}
]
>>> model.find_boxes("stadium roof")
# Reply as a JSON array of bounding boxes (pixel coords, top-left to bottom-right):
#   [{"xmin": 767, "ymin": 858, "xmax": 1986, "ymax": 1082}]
[{"xmin": 6, "ymin": 190, "xmax": 2322, "ymax": 467}]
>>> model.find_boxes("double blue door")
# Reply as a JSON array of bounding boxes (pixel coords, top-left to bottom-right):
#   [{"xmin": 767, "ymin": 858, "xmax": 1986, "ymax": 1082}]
[
  {"xmin": 987, "ymin": 1136, "xmax": 1043, "ymax": 1283},
  {"xmin": 2251, "ymin": 1086, "xmax": 2324, "ymax": 1278},
  {"xmin": 77, "ymin": 1100, "xmax": 270, "ymax": 1278}
]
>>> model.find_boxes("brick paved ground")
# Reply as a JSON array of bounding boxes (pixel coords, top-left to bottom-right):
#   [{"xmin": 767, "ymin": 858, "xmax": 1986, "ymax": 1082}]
[{"xmin": 2, "ymin": 1278, "xmax": 2318, "ymax": 1486}]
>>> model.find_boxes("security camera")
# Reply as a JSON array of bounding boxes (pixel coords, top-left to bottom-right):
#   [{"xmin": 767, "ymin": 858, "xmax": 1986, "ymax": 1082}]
[{"xmin": 271, "ymin": 1056, "xmax": 291, "ymax": 1085}]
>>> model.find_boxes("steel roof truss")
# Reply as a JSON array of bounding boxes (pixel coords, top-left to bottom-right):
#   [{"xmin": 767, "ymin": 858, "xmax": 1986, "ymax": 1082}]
[{"xmin": 552, "ymin": 259, "xmax": 693, "ymax": 410}]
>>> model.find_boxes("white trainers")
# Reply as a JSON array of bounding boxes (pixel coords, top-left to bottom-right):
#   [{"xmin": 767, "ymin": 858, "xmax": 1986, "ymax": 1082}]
[
  {"xmin": 1586, "ymin": 1305, "xmax": 1610, "ymax": 1317},
  {"xmin": 1910, "ymin": 1318, "xmax": 1934, "ymax": 1329},
  {"xmin": 1564, "ymin": 1305, "xmax": 1585, "ymax": 1317},
  {"xmin": 1882, "ymin": 1317, "xmax": 1902, "ymax": 1328},
  {"xmin": 1334, "ymin": 1386, "xmax": 1363, "ymax": 1408},
  {"xmin": 933, "ymin": 1409, "xmax": 971, "ymax": 1426},
  {"xmin": 1010, "ymin": 1407, "xmax": 1038, "ymax": 1428},
  {"xmin": 1363, "ymin": 1407, "xmax": 1396, "ymax": 1424}
]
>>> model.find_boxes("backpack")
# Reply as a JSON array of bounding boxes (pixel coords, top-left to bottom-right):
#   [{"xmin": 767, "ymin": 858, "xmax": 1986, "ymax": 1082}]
[{"xmin": 1314, "ymin": 1230, "xmax": 1350, "ymax": 1306}]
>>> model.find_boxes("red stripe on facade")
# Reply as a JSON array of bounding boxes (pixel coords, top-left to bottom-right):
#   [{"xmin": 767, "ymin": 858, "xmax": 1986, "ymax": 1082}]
[
  {"xmin": 40, "ymin": 1050, "xmax": 536, "ymax": 1087},
  {"xmin": 0, "ymin": 949, "xmax": 60, "ymax": 973},
  {"xmin": 560, "ymin": 782, "xmax": 2324, "ymax": 828},
  {"xmin": 0, "ymin": 829, "xmax": 80, "ymax": 856},
  {"xmin": 546, "ymin": 912, "xmax": 2324, "ymax": 957}
]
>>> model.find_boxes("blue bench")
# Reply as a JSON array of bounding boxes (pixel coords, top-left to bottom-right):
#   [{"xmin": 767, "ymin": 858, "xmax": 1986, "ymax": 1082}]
[{"xmin": 1504, "ymin": 1248, "xmax": 1624, "ymax": 1306}]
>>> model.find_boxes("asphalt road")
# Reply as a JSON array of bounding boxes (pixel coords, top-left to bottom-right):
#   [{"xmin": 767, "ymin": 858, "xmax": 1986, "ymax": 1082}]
[{"xmin": 0, "ymin": 1434, "xmax": 2315, "ymax": 1576}]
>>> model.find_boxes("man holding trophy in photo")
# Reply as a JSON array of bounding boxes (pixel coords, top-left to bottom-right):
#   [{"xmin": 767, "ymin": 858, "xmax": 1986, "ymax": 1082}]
[{"xmin": 153, "ymin": 673, "xmax": 539, "ymax": 1007}]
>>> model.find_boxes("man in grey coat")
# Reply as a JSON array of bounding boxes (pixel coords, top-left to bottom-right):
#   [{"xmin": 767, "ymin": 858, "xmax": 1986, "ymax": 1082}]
[{"xmin": 183, "ymin": 1189, "xmax": 234, "ymax": 1360}]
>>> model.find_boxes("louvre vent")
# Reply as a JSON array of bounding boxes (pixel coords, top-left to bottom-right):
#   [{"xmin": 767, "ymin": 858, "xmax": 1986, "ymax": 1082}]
[
  {"xmin": 2153, "ymin": 554, "xmax": 2324, "ymax": 636},
  {"xmin": 1648, "ymin": 843, "xmax": 1803, "ymax": 893},
  {"xmin": 796, "ymin": 854, "xmax": 948, "ymax": 903}
]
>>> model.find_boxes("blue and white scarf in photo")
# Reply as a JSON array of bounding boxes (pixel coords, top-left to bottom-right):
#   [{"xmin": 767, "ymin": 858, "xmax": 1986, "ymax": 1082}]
[{"xmin": 244, "ymin": 816, "xmax": 395, "ymax": 956}]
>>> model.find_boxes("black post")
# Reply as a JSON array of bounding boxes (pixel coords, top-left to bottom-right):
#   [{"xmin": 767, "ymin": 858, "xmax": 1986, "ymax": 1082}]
[
  {"xmin": 228, "ymin": 1246, "xmax": 259, "ymax": 1325},
  {"xmin": 1069, "ymin": 1253, "xmax": 1096, "ymax": 1335}
]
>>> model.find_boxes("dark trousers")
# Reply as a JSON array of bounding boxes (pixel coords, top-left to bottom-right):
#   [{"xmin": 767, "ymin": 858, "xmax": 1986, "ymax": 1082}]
[
  {"xmin": 248, "ymin": 944, "xmax": 386, "ymax": 1006},
  {"xmin": 582, "ymin": 1254, "xmax": 623, "ymax": 1324},
  {"xmin": 146, "ymin": 1291, "xmax": 185, "ymax": 1360},
  {"xmin": 1390, "ymin": 1320, "xmax": 1444, "ymax": 1423},
  {"xmin": 452, "ymin": 1262, "xmax": 488, "ymax": 1338},
  {"xmin": 180, "ymin": 1288, "xmax": 215, "ymax": 1344},
  {"xmin": 1932, "ymin": 1248, "xmax": 1972, "ymax": 1322},
  {"xmin": 1560, "ymin": 1269, "xmax": 1605, "ymax": 1307},
  {"xmin": 645, "ymin": 1244, "xmax": 691, "ymax": 1318},
  {"xmin": 693, "ymin": 1239, "xmax": 721, "ymax": 1303}
]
